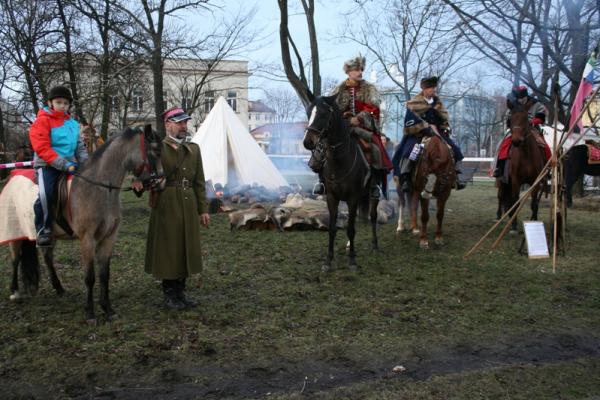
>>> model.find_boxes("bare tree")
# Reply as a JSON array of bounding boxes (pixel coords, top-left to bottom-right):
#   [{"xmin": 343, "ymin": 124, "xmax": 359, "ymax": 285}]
[
  {"xmin": 263, "ymin": 87, "xmax": 304, "ymax": 124},
  {"xmin": 339, "ymin": 0, "xmax": 472, "ymax": 102},
  {"xmin": 278, "ymin": 0, "xmax": 321, "ymax": 108},
  {"xmin": 108, "ymin": 0, "xmax": 211, "ymax": 133},
  {"xmin": 441, "ymin": 0, "xmax": 600, "ymax": 124}
]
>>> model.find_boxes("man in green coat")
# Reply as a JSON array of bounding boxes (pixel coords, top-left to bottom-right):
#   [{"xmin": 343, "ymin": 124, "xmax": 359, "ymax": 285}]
[{"xmin": 145, "ymin": 107, "xmax": 210, "ymax": 310}]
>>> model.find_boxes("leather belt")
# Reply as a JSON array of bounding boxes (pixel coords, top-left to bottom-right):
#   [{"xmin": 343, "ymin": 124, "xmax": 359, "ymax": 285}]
[{"xmin": 165, "ymin": 177, "xmax": 191, "ymax": 188}]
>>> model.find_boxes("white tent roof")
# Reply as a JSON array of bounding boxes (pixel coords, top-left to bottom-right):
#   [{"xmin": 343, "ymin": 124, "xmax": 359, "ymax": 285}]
[{"xmin": 191, "ymin": 97, "xmax": 289, "ymax": 189}]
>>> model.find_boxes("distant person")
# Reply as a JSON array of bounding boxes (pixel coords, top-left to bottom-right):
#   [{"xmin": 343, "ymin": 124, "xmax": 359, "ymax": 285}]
[
  {"xmin": 29, "ymin": 85, "xmax": 88, "ymax": 247},
  {"xmin": 392, "ymin": 76, "xmax": 466, "ymax": 192},
  {"xmin": 492, "ymin": 85, "xmax": 551, "ymax": 177},
  {"xmin": 144, "ymin": 107, "xmax": 210, "ymax": 310},
  {"xmin": 311, "ymin": 55, "xmax": 392, "ymax": 198}
]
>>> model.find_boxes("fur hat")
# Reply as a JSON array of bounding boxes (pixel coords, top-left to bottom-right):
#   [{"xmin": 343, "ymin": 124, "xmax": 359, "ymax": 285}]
[
  {"xmin": 420, "ymin": 76, "xmax": 439, "ymax": 89},
  {"xmin": 343, "ymin": 55, "xmax": 366, "ymax": 73},
  {"xmin": 47, "ymin": 85, "xmax": 73, "ymax": 102}
]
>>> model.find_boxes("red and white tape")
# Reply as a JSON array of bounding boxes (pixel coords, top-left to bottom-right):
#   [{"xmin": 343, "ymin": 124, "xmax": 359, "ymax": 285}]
[{"xmin": 0, "ymin": 161, "xmax": 33, "ymax": 169}]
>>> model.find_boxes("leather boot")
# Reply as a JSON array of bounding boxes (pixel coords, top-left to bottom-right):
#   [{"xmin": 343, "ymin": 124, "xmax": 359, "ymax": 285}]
[
  {"xmin": 312, "ymin": 181, "xmax": 325, "ymax": 195},
  {"xmin": 493, "ymin": 159, "xmax": 505, "ymax": 178},
  {"xmin": 176, "ymin": 278, "xmax": 199, "ymax": 308},
  {"xmin": 162, "ymin": 280, "xmax": 186, "ymax": 310},
  {"xmin": 36, "ymin": 228, "xmax": 53, "ymax": 248}
]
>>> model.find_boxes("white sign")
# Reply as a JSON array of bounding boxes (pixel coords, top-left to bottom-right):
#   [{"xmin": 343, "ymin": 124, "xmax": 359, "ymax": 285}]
[{"xmin": 523, "ymin": 221, "xmax": 550, "ymax": 259}]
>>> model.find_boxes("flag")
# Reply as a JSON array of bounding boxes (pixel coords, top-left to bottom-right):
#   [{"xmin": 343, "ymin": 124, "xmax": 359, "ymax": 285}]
[{"xmin": 569, "ymin": 45, "xmax": 599, "ymax": 131}]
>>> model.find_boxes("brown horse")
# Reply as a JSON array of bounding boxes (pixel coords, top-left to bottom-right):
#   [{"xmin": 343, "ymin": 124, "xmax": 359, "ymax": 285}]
[
  {"xmin": 5, "ymin": 125, "xmax": 164, "ymax": 323},
  {"xmin": 400, "ymin": 134, "xmax": 456, "ymax": 248},
  {"xmin": 498, "ymin": 100, "xmax": 546, "ymax": 232}
]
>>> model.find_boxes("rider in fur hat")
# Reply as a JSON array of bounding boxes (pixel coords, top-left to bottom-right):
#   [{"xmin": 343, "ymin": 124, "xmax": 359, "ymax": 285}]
[{"xmin": 312, "ymin": 55, "xmax": 393, "ymax": 198}]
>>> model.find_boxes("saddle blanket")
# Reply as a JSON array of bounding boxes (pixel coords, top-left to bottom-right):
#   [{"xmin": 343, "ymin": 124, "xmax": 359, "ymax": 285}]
[
  {"xmin": 587, "ymin": 144, "xmax": 600, "ymax": 164},
  {"xmin": 0, "ymin": 173, "xmax": 38, "ymax": 244}
]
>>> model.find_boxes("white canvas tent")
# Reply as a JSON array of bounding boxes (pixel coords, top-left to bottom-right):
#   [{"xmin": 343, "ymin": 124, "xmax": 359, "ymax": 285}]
[{"xmin": 191, "ymin": 97, "xmax": 289, "ymax": 189}]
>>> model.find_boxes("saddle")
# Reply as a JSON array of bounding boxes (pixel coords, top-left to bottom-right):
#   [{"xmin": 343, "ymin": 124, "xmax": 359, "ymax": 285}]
[
  {"xmin": 357, "ymin": 137, "xmax": 373, "ymax": 164},
  {"xmin": 585, "ymin": 140, "xmax": 600, "ymax": 164}
]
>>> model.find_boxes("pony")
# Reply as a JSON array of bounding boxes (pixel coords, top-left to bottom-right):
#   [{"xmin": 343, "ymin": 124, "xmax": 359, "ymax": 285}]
[
  {"xmin": 6, "ymin": 125, "xmax": 164, "ymax": 324},
  {"xmin": 401, "ymin": 134, "xmax": 456, "ymax": 249},
  {"xmin": 562, "ymin": 144, "xmax": 600, "ymax": 207},
  {"xmin": 497, "ymin": 100, "xmax": 547, "ymax": 232},
  {"xmin": 302, "ymin": 94, "xmax": 379, "ymax": 272}
]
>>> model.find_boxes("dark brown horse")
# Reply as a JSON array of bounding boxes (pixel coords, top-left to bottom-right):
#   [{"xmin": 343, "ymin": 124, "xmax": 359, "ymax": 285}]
[
  {"xmin": 303, "ymin": 94, "xmax": 378, "ymax": 272},
  {"xmin": 401, "ymin": 134, "xmax": 456, "ymax": 248},
  {"xmin": 563, "ymin": 144, "xmax": 600, "ymax": 207},
  {"xmin": 5, "ymin": 125, "xmax": 164, "ymax": 323},
  {"xmin": 498, "ymin": 99, "xmax": 546, "ymax": 232}
]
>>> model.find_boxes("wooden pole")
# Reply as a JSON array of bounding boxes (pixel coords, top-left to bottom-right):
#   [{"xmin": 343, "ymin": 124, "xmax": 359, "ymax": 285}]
[{"xmin": 551, "ymin": 87, "xmax": 560, "ymax": 273}]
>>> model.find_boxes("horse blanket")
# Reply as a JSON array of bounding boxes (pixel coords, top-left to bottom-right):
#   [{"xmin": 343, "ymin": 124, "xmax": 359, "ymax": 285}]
[
  {"xmin": 586, "ymin": 143, "xmax": 600, "ymax": 164},
  {"xmin": 0, "ymin": 170, "xmax": 38, "ymax": 244}
]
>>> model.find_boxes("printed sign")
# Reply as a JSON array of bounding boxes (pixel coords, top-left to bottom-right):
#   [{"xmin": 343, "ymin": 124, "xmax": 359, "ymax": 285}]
[{"xmin": 523, "ymin": 221, "xmax": 550, "ymax": 259}]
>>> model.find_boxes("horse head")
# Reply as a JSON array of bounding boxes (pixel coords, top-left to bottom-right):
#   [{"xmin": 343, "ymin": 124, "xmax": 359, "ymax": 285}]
[
  {"xmin": 508, "ymin": 98, "xmax": 534, "ymax": 147},
  {"xmin": 303, "ymin": 94, "xmax": 339, "ymax": 151},
  {"xmin": 135, "ymin": 125, "xmax": 165, "ymax": 191}
]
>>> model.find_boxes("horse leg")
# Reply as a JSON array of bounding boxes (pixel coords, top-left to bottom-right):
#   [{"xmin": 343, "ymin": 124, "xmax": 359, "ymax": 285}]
[
  {"xmin": 419, "ymin": 198, "xmax": 430, "ymax": 249},
  {"xmin": 9, "ymin": 242, "xmax": 21, "ymax": 300},
  {"xmin": 434, "ymin": 197, "xmax": 446, "ymax": 246},
  {"xmin": 346, "ymin": 201, "xmax": 358, "ymax": 270},
  {"xmin": 509, "ymin": 182, "xmax": 519, "ymax": 233},
  {"xmin": 396, "ymin": 194, "xmax": 406, "ymax": 234},
  {"xmin": 531, "ymin": 185, "xmax": 541, "ymax": 221},
  {"xmin": 324, "ymin": 197, "xmax": 338, "ymax": 273},
  {"xmin": 410, "ymin": 192, "xmax": 420, "ymax": 235},
  {"xmin": 80, "ymin": 235, "xmax": 97, "ymax": 324},
  {"xmin": 370, "ymin": 198, "xmax": 379, "ymax": 250},
  {"xmin": 41, "ymin": 247, "xmax": 64, "ymax": 296},
  {"xmin": 96, "ymin": 231, "xmax": 119, "ymax": 320}
]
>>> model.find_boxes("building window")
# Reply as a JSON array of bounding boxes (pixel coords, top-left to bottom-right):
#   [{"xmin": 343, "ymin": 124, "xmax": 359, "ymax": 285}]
[
  {"xmin": 227, "ymin": 90, "xmax": 237, "ymax": 111},
  {"xmin": 182, "ymin": 96, "xmax": 192, "ymax": 111},
  {"xmin": 204, "ymin": 90, "xmax": 215, "ymax": 113},
  {"xmin": 131, "ymin": 90, "xmax": 143, "ymax": 112}
]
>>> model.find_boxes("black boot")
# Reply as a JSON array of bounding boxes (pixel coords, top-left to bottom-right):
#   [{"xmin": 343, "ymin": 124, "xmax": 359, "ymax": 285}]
[
  {"xmin": 493, "ymin": 159, "xmax": 505, "ymax": 178},
  {"xmin": 162, "ymin": 280, "xmax": 186, "ymax": 310},
  {"xmin": 36, "ymin": 228, "xmax": 53, "ymax": 248},
  {"xmin": 176, "ymin": 278, "xmax": 199, "ymax": 308},
  {"xmin": 400, "ymin": 173, "xmax": 411, "ymax": 193}
]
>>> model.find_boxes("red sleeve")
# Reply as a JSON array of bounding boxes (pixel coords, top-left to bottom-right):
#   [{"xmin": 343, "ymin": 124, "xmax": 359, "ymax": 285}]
[{"xmin": 29, "ymin": 115, "xmax": 59, "ymax": 164}]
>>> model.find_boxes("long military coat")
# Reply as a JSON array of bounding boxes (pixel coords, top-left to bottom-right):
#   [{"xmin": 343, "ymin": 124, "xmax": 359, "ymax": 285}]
[{"xmin": 145, "ymin": 136, "xmax": 208, "ymax": 279}]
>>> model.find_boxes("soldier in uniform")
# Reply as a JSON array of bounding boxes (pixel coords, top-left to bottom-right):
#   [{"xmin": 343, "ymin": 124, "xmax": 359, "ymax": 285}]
[
  {"xmin": 392, "ymin": 76, "xmax": 466, "ymax": 192},
  {"xmin": 492, "ymin": 85, "xmax": 551, "ymax": 177},
  {"xmin": 312, "ymin": 55, "xmax": 392, "ymax": 198}
]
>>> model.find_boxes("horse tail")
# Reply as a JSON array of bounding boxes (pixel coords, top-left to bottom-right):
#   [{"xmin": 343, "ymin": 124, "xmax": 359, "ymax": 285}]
[{"xmin": 20, "ymin": 240, "xmax": 40, "ymax": 294}]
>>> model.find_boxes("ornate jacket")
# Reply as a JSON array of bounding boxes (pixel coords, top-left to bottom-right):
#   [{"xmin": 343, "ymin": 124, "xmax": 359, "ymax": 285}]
[
  {"xmin": 330, "ymin": 79, "xmax": 381, "ymax": 133},
  {"xmin": 403, "ymin": 93, "xmax": 450, "ymax": 137}
]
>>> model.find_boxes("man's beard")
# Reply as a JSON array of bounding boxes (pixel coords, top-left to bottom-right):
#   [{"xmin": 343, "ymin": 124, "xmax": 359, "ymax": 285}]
[{"xmin": 169, "ymin": 130, "xmax": 187, "ymax": 140}]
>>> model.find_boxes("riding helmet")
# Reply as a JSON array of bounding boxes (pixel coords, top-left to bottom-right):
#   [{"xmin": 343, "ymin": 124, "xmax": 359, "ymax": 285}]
[{"xmin": 47, "ymin": 85, "xmax": 73, "ymax": 102}]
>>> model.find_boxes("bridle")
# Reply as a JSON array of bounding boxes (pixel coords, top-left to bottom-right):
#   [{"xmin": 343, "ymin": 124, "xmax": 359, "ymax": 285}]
[{"xmin": 74, "ymin": 131, "xmax": 163, "ymax": 191}]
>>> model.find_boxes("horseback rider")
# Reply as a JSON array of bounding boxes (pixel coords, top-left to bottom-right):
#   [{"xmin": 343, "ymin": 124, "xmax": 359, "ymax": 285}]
[
  {"xmin": 392, "ymin": 76, "xmax": 466, "ymax": 193},
  {"xmin": 312, "ymin": 55, "xmax": 393, "ymax": 198},
  {"xmin": 29, "ymin": 85, "xmax": 88, "ymax": 247},
  {"xmin": 492, "ymin": 85, "xmax": 552, "ymax": 177}
]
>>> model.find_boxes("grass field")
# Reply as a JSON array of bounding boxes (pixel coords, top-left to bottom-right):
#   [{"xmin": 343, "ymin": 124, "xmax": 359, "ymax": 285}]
[{"xmin": 1, "ymin": 182, "xmax": 599, "ymax": 399}]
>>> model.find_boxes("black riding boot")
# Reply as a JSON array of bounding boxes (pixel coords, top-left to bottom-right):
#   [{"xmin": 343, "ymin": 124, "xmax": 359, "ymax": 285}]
[
  {"xmin": 370, "ymin": 169, "xmax": 381, "ymax": 199},
  {"xmin": 454, "ymin": 160, "xmax": 467, "ymax": 190},
  {"xmin": 176, "ymin": 278, "xmax": 199, "ymax": 308},
  {"xmin": 493, "ymin": 159, "xmax": 506, "ymax": 178},
  {"xmin": 162, "ymin": 279, "xmax": 186, "ymax": 310}
]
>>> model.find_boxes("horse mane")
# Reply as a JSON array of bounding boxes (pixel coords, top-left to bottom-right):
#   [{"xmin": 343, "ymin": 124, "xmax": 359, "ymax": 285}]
[{"xmin": 78, "ymin": 127, "xmax": 141, "ymax": 173}]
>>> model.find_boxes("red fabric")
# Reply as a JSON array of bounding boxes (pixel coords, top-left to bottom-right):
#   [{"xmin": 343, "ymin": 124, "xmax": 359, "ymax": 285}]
[
  {"xmin": 372, "ymin": 133, "xmax": 393, "ymax": 171},
  {"xmin": 498, "ymin": 136, "xmax": 551, "ymax": 162},
  {"xmin": 9, "ymin": 169, "xmax": 36, "ymax": 181},
  {"xmin": 589, "ymin": 145, "xmax": 600, "ymax": 161},
  {"xmin": 355, "ymin": 100, "xmax": 380, "ymax": 121},
  {"xmin": 531, "ymin": 117, "xmax": 543, "ymax": 125},
  {"xmin": 29, "ymin": 108, "xmax": 71, "ymax": 164}
]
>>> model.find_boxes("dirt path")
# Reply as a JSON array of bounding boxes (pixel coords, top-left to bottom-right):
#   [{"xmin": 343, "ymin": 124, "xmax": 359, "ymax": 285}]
[{"xmin": 75, "ymin": 332, "xmax": 600, "ymax": 399}]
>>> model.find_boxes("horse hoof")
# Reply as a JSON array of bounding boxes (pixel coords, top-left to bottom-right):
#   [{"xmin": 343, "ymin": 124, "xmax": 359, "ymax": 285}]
[
  {"xmin": 86, "ymin": 318, "xmax": 97, "ymax": 326},
  {"xmin": 419, "ymin": 241, "xmax": 429, "ymax": 250},
  {"xmin": 55, "ymin": 287, "xmax": 65, "ymax": 296},
  {"xmin": 106, "ymin": 313, "xmax": 118, "ymax": 322},
  {"xmin": 412, "ymin": 229, "xmax": 420, "ymax": 236},
  {"xmin": 9, "ymin": 292, "xmax": 21, "ymax": 301},
  {"xmin": 509, "ymin": 229, "xmax": 518, "ymax": 235},
  {"xmin": 434, "ymin": 238, "xmax": 445, "ymax": 246},
  {"xmin": 321, "ymin": 265, "xmax": 332, "ymax": 273},
  {"xmin": 348, "ymin": 263, "xmax": 358, "ymax": 272}
]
